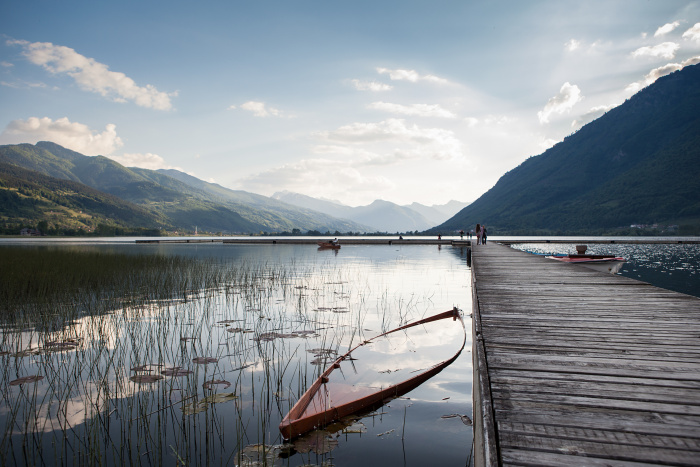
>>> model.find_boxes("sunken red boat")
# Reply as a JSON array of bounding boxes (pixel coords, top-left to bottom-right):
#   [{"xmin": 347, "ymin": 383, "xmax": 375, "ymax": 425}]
[{"xmin": 279, "ymin": 307, "xmax": 466, "ymax": 439}]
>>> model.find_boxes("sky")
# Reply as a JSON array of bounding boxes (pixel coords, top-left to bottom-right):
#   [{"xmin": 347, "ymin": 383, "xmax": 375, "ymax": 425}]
[{"xmin": 1, "ymin": 1, "xmax": 700, "ymax": 207}]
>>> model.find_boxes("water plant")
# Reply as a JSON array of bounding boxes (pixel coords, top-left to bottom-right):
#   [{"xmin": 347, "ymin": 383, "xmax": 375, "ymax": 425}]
[{"xmin": 0, "ymin": 243, "xmax": 474, "ymax": 466}]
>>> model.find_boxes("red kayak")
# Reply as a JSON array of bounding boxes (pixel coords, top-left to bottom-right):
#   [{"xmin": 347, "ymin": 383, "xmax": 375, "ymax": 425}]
[
  {"xmin": 279, "ymin": 308, "xmax": 466, "ymax": 439},
  {"xmin": 317, "ymin": 241, "xmax": 340, "ymax": 249}
]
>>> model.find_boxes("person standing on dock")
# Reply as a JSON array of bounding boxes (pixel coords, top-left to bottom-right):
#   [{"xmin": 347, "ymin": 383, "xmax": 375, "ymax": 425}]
[
  {"xmin": 482, "ymin": 225, "xmax": 487, "ymax": 244},
  {"xmin": 476, "ymin": 224, "xmax": 481, "ymax": 245}
]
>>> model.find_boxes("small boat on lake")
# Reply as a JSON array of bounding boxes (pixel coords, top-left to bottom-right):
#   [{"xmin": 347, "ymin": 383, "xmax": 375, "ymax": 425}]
[
  {"xmin": 317, "ymin": 241, "xmax": 340, "ymax": 249},
  {"xmin": 546, "ymin": 254, "xmax": 626, "ymax": 274},
  {"xmin": 279, "ymin": 307, "xmax": 466, "ymax": 440}
]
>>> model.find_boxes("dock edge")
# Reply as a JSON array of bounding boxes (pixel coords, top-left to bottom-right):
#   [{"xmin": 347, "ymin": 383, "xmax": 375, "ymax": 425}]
[{"xmin": 471, "ymin": 254, "xmax": 499, "ymax": 466}]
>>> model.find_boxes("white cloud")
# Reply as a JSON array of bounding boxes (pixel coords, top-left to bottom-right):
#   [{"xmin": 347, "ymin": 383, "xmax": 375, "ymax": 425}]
[
  {"xmin": 464, "ymin": 117, "xmax": 479, "ymax": 127},
  {"xmin": 624, "ymin": 56, "xmax": 700, "ymax": 93},
  {"xmin": 367, "ymin": 101, "xmax": 456, "ymax": 118},
  {"xmin": 683, "ymin": 23, "xmax": 700, "ymax": 42},
  {"xmin": 8, "ymin": 40, "xmax": 175, "ymax": 110},
  {"xmin": 106, "ymin": 152, "xmax": 179, "ymax": 170},
  {"xmin": 565, "ymin": 39, "xmax": 581, "ymax": 51},
  {"xmin": 631, "ymin": 42, "xmax": 680, "ymax": 60},
  {"xmin": 654, "ymin": 21, "xmax": 680, "ymax": 37},
  {"xmin": 239, "ymin": 101, "xmax": 283, "ymax": 117},
  {"xmin": 1, "ymin": 79, "xmax": 47, "ymax": 89},
  {"xmin": 319, "ymin": 118, "xmax": 463, "ymax": 162},
  {"xmin": 1, "ymin": 61, "xmax": 14, "ymax": 67},
  {"xmin": 537, "ymin": 82, "xmax": 583, "ymax": 124},
  {"xmin": 0, "ymin": 117, "xmax": 123, "ymax": 156},
  {"xmin": 376, "ymin": 67, "xmax": 448, "ymax": 84},
  {"xmin": 351, "ymin": 79, "xmax": 392, "ymax": 91},
  {"xmin": 239, "ymin": 157, "xmax": 395, "ymax": 202}
]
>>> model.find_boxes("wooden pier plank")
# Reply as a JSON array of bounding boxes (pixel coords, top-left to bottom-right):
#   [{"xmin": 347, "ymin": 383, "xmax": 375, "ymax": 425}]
[{"xmin": 471, "ymin": 242, "xmax": 700, "ymax": 466}]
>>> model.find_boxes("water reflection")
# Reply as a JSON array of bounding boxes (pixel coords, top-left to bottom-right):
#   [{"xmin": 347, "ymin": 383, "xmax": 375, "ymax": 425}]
[{"xmin": 0, "ymin": 243, "xmax": 473, "ymax": 466}]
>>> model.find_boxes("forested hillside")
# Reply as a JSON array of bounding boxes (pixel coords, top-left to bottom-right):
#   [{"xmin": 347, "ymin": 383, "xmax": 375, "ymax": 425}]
[{"xmin": 437, "ymin": 63, "xmax": 700, "ymax": 235}]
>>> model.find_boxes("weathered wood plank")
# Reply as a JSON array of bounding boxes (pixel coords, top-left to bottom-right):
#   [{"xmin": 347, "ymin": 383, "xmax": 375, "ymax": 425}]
[{"xmin": 471, "ymin": 242, "xmax": 700, "ymax": 466}]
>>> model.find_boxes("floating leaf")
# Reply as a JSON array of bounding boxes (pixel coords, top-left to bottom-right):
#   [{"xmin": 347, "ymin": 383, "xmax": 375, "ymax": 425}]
[
  {"xmin": 217, "ymin": 319, "xmax": 242, "ymax": 324},
  {"xmin": 376, "ymin": 429, "xmax": 395, "ymax": 437},
  {"xmin": 226, "ymin": 327, "xmax": 245, "ymax": 333},
  {"xmin": 236, "ymin": 444, "xmax": 285, "ymax": 466},
  {"xmin": 11, "ymin": 348, "xmax": 39, "ymax": 358},
  {"xmin": 202, "ymin": 379, "xmax": 231, "ymax": 390},
  {"xmin": 180, "ymin": 337, "xmax": 196, "ymax": 342},
  {"xmin": 342, "ymin": 422, "xmax": 367, "ymax": 434},
  {"xmin": 182, "ymin": 393, "xmax": 238, "ymax": 415},
  {"xmin": 10, "ymin": 375, "xmax": 44, "ymax": 386},
  {"xmin": 161, "ymin": 367, "xmax": 193, "ymax": 377},
  {"xmin": 44, "ymin": 340, "xmax": 79, "ymax": 351},
  {"xmin": 192, "ymin": 357, "xmax": 218, "ymax": 364},
  {"xmin": 293, "ymin": 430, "xmax": 339, "ymax": 454},
  {"xmin": 308, "ymin": 348, "xmax": 337, "ymax": 357},
  {"xmin": 130, "ymin": 374, "xmax": 164, "ymax": 384}
]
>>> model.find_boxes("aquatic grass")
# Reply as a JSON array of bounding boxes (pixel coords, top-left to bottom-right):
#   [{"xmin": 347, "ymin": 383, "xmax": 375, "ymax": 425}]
[{"xmin": 0, "ymin": 244, "xmax": 472, "ymax": 465}]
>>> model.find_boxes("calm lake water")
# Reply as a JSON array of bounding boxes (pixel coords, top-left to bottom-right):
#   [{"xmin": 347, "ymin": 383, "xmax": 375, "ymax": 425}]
[
  {"xmin": 2, "ymin": 236, "xmax": 698, "ymax": 466},
  {"xmin": 0, "ymin": 242, "xmax": 474, "ymax": 466}
]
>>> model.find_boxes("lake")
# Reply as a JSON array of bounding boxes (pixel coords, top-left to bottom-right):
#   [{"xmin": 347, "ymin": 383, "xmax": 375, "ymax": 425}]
[
  {"xmin": 0, "ymin": 241, "xmax": 474, "ymax": 466},
  {"xmin": 2, "ymin": 236, "xmax": 698, "ymax": 466}
]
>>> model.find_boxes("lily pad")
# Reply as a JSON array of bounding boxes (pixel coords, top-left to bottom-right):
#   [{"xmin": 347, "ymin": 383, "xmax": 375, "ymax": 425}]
[
  {"xmin": 44, "ymin": 340, "xmax": 79, "ymax": 351},
  {"xmin": 192, "ymin": 357, "xmax": 218, "ymax": 364},
  {"xmin": 11, "ymin": 348, "xmax": 39, "ymax": 358},
  {"xmin": 235, "ymin": 443, "xmax": 285, "ymax": 466},
  {"xmin": 293, "ymin": 430, "xmax": 338, "ymax": 454},
  {"xmin": 342, "ymin": 421, "xmax": 367, "ymax": 434},
  {"xmin": 10, "ymin": 375, "xmax": 44, "ymax": 386},
  {"xmin": 308, "ymin": 348, "xmax": 337, "ymax": 357},
  {"xmin": 182, "ymin": 392, "xmax": 238, "ymax": 415},
  {"xmin": 202, "ymin": 379, "xmax": 231, "ymax": 390},
  {"xmin": 130, "ymin": 374, "xmax": 165, "ymax": 384},
  {"xmin": 161, "ymin": 367, "xmax": 193, "ymax": 377}
]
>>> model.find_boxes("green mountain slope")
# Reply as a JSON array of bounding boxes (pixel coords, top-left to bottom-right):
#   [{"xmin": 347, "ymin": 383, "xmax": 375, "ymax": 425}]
[
  {"xmin": 0, "ymin": 143, "xmax": 264, "ymax": 233},
  {"xmin": 0, "ymin": 142, "xmax": 369, "ymax": 233},
  {"xmin": 437, "ymin": 63, "xmax": 700, "ymax": 235},
  {"xmin": 0, "ymin": 162, "xmax": 167, "ymax": 234}
]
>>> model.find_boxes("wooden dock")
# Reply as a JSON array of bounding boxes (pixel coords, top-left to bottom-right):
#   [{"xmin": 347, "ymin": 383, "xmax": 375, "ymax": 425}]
[{"xmin": 471, "ymin": 242, "xmax": 700, "ymax": 466}]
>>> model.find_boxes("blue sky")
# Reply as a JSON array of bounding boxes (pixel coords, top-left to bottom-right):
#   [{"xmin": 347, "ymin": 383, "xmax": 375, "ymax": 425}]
[{"xmin": 2, "ymin": 1, "xmax": 700, "ymax": 206}]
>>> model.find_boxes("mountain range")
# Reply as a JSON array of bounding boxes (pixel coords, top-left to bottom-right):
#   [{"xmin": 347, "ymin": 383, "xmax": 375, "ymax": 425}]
[
  {"xmin": 3, "ymin": 63, "xmax": 698, "ymax": 236},
  {"xmin": 0, "ymin": 142, "xmax": 372, "ymax": 234},
  {"xmin": 0, "ymin": 141, "xmax": 467, "ymax": 235},
  {"xmin": 272, "ymin": 191, "xmax": 468, "ymax": 232},
  {"xmin": 436, "ymin": 63, "xmax": 700, "ymax": 235}
]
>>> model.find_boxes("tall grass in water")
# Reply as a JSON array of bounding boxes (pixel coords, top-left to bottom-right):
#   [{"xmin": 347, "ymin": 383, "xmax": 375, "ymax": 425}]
[{"xmin": 0, "ymin": 246, "xmax": 373, "ymax": 466}]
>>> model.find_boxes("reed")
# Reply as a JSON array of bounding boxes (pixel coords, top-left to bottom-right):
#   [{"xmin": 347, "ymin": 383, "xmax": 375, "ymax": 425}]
[{"xmin": 0, "ymin": 244, "xmax": 470, "ymax": 465}]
